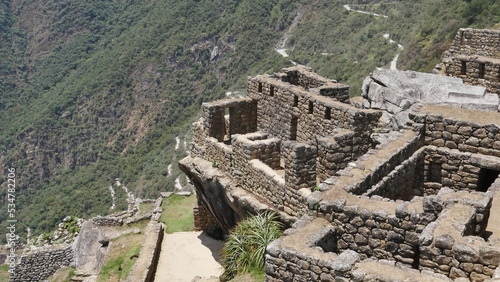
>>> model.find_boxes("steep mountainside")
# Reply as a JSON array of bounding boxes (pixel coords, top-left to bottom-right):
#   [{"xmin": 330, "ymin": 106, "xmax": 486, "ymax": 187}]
[{"xmin": 0, "ymin": 0, "xmax": 498, "ymax": 241}]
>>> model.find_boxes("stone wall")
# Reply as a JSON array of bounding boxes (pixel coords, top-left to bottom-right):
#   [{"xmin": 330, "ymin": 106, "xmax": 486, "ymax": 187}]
[
  {"xmin": 233, "ymin": 132, "xmax": 281, "ymax": 169},
  {"xmin": 294, "ymin": 185, "xmax": 494, "ymax": 280},
  {"xmin": 443, "ymin": 28, "xmax": 500, "ymax": 96},
  {"xmin": 265, "ymin": 217, "xmax": 452, "ymax": 282},
  {"xmin": 339, "ymin": 130, "xmax": 424, "ymax": 196},
  {"xmin": 422, "ymin": 145, "xmax": 500, "ymax": 192},
  {"xmin": 194, "ymin": 203, "xmax": 219, "ymax": 232},
  {"xmin": 411, "ymin": 107, "xmax": 500, "ymax": 158},
  {"xmin": 282, "ymin": 141, "xmax": 317, "ymax": 190},
  {"xmin": 10, "ymin": 245, "xmax": 73, "ymax": 281},
  {"xmin": 316, "ymin": 194, "xmax": 427, "ymax": 264},
  {"xmin": 317, "ymin": 129, "xmax": 376, "ymax": 182},
  {"xmin": 363, "ymin": 148, "xmax": 426, "ymax": 201},
  {"xmin": 447, "ymin": 28, "xmax": 500, "ymax": 58},
  {"xmin": 189, "ymin": 130, "xmax": 309, "ymax": 220},
  {"xmin": 363, "ymin": 144, "xmax": 500, "ymax": 200},
  {"xmin": 126, "ymin": 222, "xmax": 164, "ymax": 282},
  {"xmin": 276, "ymin": 66, "xmax": 350, "ymax": 103},
  {"xmin": 91, "ymin": 216, "xmax": 123, "ymax": 226},
  {"xmin": 203, "ymin": 137, "xmax": 233, "ymax": 172},
  {"xmin": 201, "ymin": 98, "xmax": 257, "ymax": 142},
  {"xmin": 247, "ymin": 73, "xmax": 380, "ymax": 147},
  {"xmin": 418, "ymin": 185, "xmax": 498, "ymax": 280}
]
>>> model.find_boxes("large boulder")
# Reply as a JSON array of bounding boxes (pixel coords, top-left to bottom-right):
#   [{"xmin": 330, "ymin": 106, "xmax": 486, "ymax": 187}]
[{"xmin": 362, "ymin": 70, "xmax": 499, "ymax": 129}]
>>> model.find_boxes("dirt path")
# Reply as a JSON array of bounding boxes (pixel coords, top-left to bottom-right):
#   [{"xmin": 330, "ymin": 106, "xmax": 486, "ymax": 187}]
[
  {"xmin": 154, "ymin": 231, "xmax": 224, "ymax": 282},
  {"xmin": 343, "ymin": 4, "xmax": 388, "ymax": 18}
]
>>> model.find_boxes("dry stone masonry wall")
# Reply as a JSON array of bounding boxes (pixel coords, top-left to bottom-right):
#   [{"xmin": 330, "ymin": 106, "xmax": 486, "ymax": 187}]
[
  {"xmin": 183, "ymin": 66, "xmax": 382, "ymax": 231},
  {"xmin": 91, "ymin": 216, "xmax": 123, "ymax": 226},
  {"xmin": 10, "ymin": 245, "xmax": 73, "ymax": 281},
  {"xmin": 182, "ymin": 46, "xmax": 500, "ymax": 281},
  {"xmin": 442, "ymin": 28, "xmax": 500, "ymax": 96}
]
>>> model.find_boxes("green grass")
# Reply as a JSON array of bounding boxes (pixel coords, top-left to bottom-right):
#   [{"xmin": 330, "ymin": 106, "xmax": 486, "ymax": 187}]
[
  {"xmin": 97, "ymin": 233, "xmax": 143, "ymax": 282},
  {"xmin": 45, "ymin": 266, "xmax": 76, "ymax": 281},
  {"xmin": 231, "ymin": 268, "xmax": 265, "ymax": 282},
  {"xmin": 0, "ymin": 264, "xmax": 10, "ymax": 281},
  {"xmin": 98, "ymin": 244, "xmax": 141, "ymax": 282},
  {"xmin": 159, "ymin": 194, "xmax": 196, "ymax": 233}
]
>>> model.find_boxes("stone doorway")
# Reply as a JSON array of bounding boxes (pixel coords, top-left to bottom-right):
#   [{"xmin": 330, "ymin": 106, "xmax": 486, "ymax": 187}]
[{"xmin": 477, "ymin": 168, "xmax": 500, "ymax": 192}]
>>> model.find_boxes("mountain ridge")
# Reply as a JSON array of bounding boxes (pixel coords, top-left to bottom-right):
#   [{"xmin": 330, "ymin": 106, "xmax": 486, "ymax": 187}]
[{"xmin": 0, "ymin": 0, "xmax": 498, "ymax": 241}]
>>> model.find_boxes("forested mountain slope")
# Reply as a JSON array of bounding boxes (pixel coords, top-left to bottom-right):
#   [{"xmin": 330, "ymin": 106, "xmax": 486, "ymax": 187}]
[{"xmin": 0, "ymin": 0, "xmax": 498, "ymax": 241}]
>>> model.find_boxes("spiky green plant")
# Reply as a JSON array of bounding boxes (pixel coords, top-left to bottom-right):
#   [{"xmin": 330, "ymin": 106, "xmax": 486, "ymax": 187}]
[{"xmin": 221, "ymin": 211, "xmax": 283, "ymax": 281}]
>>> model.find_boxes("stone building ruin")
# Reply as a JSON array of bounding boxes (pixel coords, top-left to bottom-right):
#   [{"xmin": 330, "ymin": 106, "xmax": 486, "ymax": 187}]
[
  {"xmin": 437, "ymin": 28, "xmax": 500, "ymax": 97},
  {"xmin": 180, "ymin": 28, "xmax": 500, "ymax": 281}
]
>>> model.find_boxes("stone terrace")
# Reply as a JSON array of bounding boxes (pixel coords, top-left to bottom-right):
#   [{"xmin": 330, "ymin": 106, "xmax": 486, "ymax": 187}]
[
  {"xmin": 441, "ymin": 28, "xmax": 500, "ymax": 96},
  {"xmin": 181, "ymin": 64, "xmax": 500, "ymax": 281}
]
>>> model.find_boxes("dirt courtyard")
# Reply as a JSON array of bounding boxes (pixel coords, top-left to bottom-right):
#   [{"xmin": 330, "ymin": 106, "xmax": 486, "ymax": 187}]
[{"xmin": 154, "ymin": 231, "xmax": 224, "ymax": 282}]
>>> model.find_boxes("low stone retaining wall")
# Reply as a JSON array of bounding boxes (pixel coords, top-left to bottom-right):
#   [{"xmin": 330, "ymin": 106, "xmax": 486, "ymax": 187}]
[
  {"xmin": 265, "ymin": 217, "xmax": 452, "ymax": 282},
  {"xmin": 126, "ymin": 222, "xmax": 164, "ymax": 282},
  {"xmin": 412, "ymin": 108, "xmax": 500, "ymax": 158},
  {"xmin": 364, "ymin": 147, "xmax": 426, "ymax": 200},
  {"xmin": 419, "ymin": 185, "xmax": 499, "ymax": 280},
  {"xmin": 91, "ymin": 216, "xmax": 123, "ymax": 226},
  {"xmin": 10, "ymin": 245, "xmax": 73, "ymax": 281}
]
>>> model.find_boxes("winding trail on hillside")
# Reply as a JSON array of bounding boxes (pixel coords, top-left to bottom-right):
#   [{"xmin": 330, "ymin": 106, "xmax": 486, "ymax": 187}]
[
  {"xmin": 174, "ymin": 176, "xmax": 182, "ymax": 190},
  {"xmin": 108, "ymin": 185, "xmax": 116, "ymax": 210},
  {"xmin": 343, "ymin": 4, "xmax": 388, "ymax": 18},
  {"xmin": 167, "ymin": 164, "xmax": 172, "ymax": 176},
  {"xmin": 274, "ymin": 9, "xmax": 303, "ymax": 64},
  {"xmin": 383, "ymin": 33, "xmax": 404, "ymax": 70},
  {"xmin": 343, "ymin": 5, "xmax": 404, "ymax": 70},
  {"xmin": 175, "ymin": 136, "xmax": 180, "ymax": 150}
]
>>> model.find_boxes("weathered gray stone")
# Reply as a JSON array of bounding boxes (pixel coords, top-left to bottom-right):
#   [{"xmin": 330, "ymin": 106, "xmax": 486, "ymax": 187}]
[
  {"xmin": 420, "ymin": 222, "xmax": 437, "ymax": 246},
  {"xmin": 435, "ymin": 234, "xmax": 455, "ymax": 250},
  {"xmin": 331, "ymin": 250, "xmax": 359, "ymax": 272},
  {"xmin": 453, "ymin": 243, "xmax": 479, "ymax": 263},
  {"xmin": 478, "ymin": 248, "xmax": 500, "ymax": 266}
]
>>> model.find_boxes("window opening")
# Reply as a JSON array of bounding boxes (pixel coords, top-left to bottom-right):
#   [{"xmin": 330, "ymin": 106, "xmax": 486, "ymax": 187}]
[
  {"xmin": 308, "ymin": 101, "xmax": 313, "ymax": 114},
  {"xmin": 477, "ymin": 168, "xmax": 500, "ymax": 192},
  {"xmin": 325, "ymin": 107, "xmax": 331, "ymax": 120},
  {"xmin": 290, "ymin": 117, "xmax": 298, "ymax": 141},
  {"xmin": 428, "ymin": 162, "xmax": 442, "ymax": 183},
  {"xmin": 478, "ymin": 63, "xmax": 485, "ymax": 79}
]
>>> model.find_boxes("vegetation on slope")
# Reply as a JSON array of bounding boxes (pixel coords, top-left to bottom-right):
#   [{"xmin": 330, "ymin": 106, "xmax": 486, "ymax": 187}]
[
  {"xmin": 159, "ymin": 194, "xmax": 197, "ymax": 233},
  {"xmin": 0, "ymin": 0, "xmax": 498, "ymax": 242},
  {"xmin": 97, "ymin": 233, "xmax": 143, "ymax": 282},
  {"xmin": 221, "ymin": 212, "xmax": 283, "ymax": 281},
  {"xmin": 287, "ymin": 0, "xmax": 500, "ymax": 95},
  {"xmin": 0, "ymin": 0, "xmax": 297, "ymax": 241}
]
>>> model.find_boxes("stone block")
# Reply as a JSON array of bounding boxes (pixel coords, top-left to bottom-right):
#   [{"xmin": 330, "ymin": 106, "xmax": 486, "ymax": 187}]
[
  {"xmin": 453, "ymin": 243, "xmax": 479, "ymax": 263},
  {"xmin": 435, "ymin": 234, "xmax": 455, "ymax": 250},
  {"xmin": 479, "ymin": 248, "xmax": 500, "ymax": 266}
]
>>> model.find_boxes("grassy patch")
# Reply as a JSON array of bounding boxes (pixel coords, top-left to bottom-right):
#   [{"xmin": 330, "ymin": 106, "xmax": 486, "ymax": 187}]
[
  {"xmin": 159, "ymin": 194, "xmax": 196, "ymax": 233},
  {"xmin": 0, "ymin": 264, "xmax": 10, "ymax": 281},
  {"xmin": 45, "ymin": 266, "xmax": 76, "ymax": 281},
  {"xmin": 97, "ymin": 233, "xmax": 143, "ymax": 282},
  {"xmin": 139, "ymin": 202, "xmax": 155, "ymax": 213},
  {"xmin": 230, "ymin": 267, "xmax": 265, "ymax": 281}
]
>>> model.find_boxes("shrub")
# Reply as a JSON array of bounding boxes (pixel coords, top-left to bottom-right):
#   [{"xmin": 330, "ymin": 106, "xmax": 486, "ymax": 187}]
[{"xmin": 221, "ymin": 211, "xmax": 283, "ymax": 281}]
